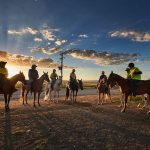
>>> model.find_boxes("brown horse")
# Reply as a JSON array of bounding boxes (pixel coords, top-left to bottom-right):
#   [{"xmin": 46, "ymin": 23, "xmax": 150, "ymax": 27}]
[
  {"xmin": 97, "ymin": 80, "xmax": 112, "ymax": 105},
  {"xmin": 21, "ymin": 72, "xmax": 50, "ymax": 106},
  {"xmin": 107, "ymin": 72, "xmax": 150, "ymax": 113},
  {"xmin": 0, "ymin": 72, "xmax": 26, "ymax": 111}
]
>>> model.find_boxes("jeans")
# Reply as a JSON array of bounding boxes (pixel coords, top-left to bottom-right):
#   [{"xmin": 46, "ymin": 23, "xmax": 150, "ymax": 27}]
[{"xmin": 130, "ymin": 79, "xmax": 139, "ymax": 97}]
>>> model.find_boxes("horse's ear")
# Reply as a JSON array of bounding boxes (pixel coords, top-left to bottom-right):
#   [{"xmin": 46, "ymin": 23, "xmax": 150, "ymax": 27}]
[
  {"xmin": 47, "ymin": 72, "xmax": 48, "ymax": 74},
  {"xmin": 43, "ymin": 71, "xmax": 45, "ymax": 74}
]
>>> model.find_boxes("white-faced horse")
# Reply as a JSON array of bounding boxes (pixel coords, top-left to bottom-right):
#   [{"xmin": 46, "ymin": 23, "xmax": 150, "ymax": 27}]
[{"xmin": 44, "ymin": 76, "xmax": 62, "ymax": 103}]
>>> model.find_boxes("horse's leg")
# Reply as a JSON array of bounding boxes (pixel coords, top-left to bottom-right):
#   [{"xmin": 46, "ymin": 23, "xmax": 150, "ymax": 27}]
[
  {"xmin": 25, "ymin": 90, "xmax": 29, "ymax": 105},
  {"xmin": 73, "ymin": 91, "xmax": 75, "ymax": 103},
  {"xmin": 119, "ymin": 93, "xmax": 124, "ymax": 107},
  {"xmin": 38, "ymin": 92, "xmax": 41, "ymax": 106},
  {"xmin": 70, "ymin": 91, "xmax": 72, "ymax": 101},
  {"xmin": 75, "ymin": 90, "xmax": 78, "ymax": 102},
  {"xmin": 7, "ymin": 94, "xmax": 12, "ymax": 110},
  {"xmin": 33, "ymin": 92, "xmax": 36, "ymax": 107},
  {"xmin": 22, "ymin": 88, "xmax": 25, "ymax": 105},
  {"xmin": 54, "ymin": 90, "xmax": 57, "ymax": 103},
  {"xmin": 49, "ymin": 90, "xmax": 52, "ymax": 101},
  {"xmin": 121, "ymin": 93, "xmax": 128, "ymax": 113},
  {"xmin": 4, "ymin": 94, "xmax": 8, "ymax": 111},
  {"xmin": 97, "ymin": 91, "xmax": 100, "ymax": 105},
  {"xmin": 108, "ymin": 89, "xmax": 112, "ymax": 103}
]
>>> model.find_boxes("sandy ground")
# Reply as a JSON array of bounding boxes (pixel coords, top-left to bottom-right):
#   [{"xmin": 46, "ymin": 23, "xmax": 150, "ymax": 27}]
[{"xmin": 0, "ymin": 88, "xmax": 150, "ymax": 150}]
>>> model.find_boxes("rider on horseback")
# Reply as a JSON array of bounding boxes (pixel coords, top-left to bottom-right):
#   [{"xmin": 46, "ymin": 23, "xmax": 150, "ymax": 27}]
[
  {"xmin": 99, "ymin": 71, "xmax": 107, "ymax": 84},
  {"xmin": 0, "ymin": 61, "xmax": 8, "ymax": 88},
  {"xmin": 50, "ymin": 69, "xmax": 58, "ymax": 90},
  {"xmin": 128, "ymin": 63, "xmax": 142, "ymax": 97},
  {"xmin": 69, "ymin": 69, "xmax": 77, "ymax": 88},
  {"xmin": 98, "ymin": 71, "xmax": 108, "ymax": 91},
  {"xmin": 125, "ymin": 67, "xmax": 131, "ymax": 79},
  {"xmin": 28, "ymin": 64, "xmax": 39, "ymax": 90},
  {"xmin": 0, "ymin": 61, "xmax": 17, "ymax": 92}
]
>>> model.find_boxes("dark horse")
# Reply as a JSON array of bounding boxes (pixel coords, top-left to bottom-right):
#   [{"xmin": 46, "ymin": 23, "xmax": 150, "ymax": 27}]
[
  {"xmin": 107, "ymin": 72, "xmax": 150, "ymax": 113},
  {"xmin": 21, "ymin": 72, "xmax": 50, "ymax": 107},
  {"xmin": 97, "ymin": 80, "xmax": 111, "ymax": 105},
  {"xmin": 0, "ymin": 72, "xmax": 26, "ymax": 111},
  {"xmin": 65, "ymin": 79, "xmax": 83, "ymax": 102}
]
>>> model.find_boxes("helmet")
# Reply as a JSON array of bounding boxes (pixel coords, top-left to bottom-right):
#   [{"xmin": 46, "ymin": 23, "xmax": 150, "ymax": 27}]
[
  {"xmin": 128, "ymin": 63, "xmax": 134, "ymax": 68},
  {"xmin": 53, "ymin": 69, "xmax": 56, "ymax": 72},
  {"xmin": 72, "ymin": 69, "xmax": 75, "ymax": 72},
  {"xmin": 31, "ymin": 64, "xmax": 37, "ymax": 68}
]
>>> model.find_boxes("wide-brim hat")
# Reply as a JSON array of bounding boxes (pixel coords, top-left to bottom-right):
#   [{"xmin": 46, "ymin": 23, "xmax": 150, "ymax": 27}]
[
  {"xmin": 0, "ymin": 61, "xmax": 7, "ymax": 65},
  {"xmin": 32, "ymin": 64, "xmax": 37, "ymax": 68}
]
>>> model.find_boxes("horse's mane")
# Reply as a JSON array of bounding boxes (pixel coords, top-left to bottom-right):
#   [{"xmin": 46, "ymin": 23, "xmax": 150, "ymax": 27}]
[
  {"xmin": 111, "ymin": 73, "xmax": 126, "ymax": 80},
  {"xmin": 9, "ymin": 73, "xmax": 20, "ymax": 80}
]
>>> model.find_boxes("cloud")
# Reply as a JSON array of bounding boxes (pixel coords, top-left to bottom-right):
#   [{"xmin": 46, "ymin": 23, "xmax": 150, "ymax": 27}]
[
  {"xmin": 30, "ymin": 46, "xmax": 61, "ymax": 55},
  {"xmin": 110, "ymin": 31, "xmax": 150, "ymax": 42},
  {"xmin": 8, "ymin": 27, "xmax": 38, "ymax": 36},
  {"xmin": 64, "ymin": 49, "xmax": 139, "ymax": 65},
  {"xmin": 34, "ymin": 38, "xmax": 43, "ymax": 42},
  {"xmin": 40, "ymin": 29, "xmax": 55, "ymax": 41},
  {"xmin": 55, "ymin": 39, "xmax": 67, "ymax": 46},
  {"xmin": 78, "ymin": 34, "xmax": 88, "ymax": 38}
]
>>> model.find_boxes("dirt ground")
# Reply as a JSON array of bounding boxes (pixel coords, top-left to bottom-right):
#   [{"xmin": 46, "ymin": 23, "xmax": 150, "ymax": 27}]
[{"xmin": 0, "ymin": 90, "xmax": 150, "ymax": 150}]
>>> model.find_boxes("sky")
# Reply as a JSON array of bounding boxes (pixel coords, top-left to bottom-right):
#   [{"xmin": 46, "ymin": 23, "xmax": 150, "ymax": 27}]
[{"xmin": 0, "ymin": 0, "xmax": 150, "ymax": 80}]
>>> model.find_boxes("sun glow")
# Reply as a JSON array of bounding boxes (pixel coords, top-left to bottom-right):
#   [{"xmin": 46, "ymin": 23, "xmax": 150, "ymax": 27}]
[{"xmin": 7, "ymin": 65, "xmax": 21, "ymax": 78}]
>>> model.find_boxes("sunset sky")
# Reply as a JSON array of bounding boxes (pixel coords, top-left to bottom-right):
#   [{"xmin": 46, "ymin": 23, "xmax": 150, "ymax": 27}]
[{"xmin": 0, "ymin": 0, "xmax": 150, "ymax": 80}]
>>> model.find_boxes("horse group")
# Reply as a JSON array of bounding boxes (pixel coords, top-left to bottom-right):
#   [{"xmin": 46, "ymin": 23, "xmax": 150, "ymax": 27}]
[
  {"xmin": 0, "ymin": 72, "xmax": 83, "ymax": 111},
  {"xmin": 0, "ymin": 71, "xmax": 150, "ymax": 115}
]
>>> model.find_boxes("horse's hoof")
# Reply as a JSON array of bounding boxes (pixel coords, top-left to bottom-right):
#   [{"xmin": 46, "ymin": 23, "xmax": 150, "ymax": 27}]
[
  {"xmin": 147, "ymin": 111, "xmax": 150, "ymax": 116},
  {"xmin": 33, "ymin": 104, "xmax": 36, "ymax": 107},
  {"xmin": 121, "ymin": 109, "xmax": 125, "ymax": 113},
  {"xmin": 38, "ymin": 104, "xmax": 41, "ymax": 106}
]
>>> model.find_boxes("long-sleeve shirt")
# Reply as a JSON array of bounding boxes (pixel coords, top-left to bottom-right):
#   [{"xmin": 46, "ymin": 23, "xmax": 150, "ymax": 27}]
[{"xmin": 28, "ymin": 69, "xmax": 39, "ymax": 80}]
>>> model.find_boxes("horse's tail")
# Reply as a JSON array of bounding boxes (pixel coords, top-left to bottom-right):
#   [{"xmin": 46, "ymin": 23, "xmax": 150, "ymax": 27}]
[{"xmin": 66, "ymin": 86, "xmax": 70, "ymax": 100}]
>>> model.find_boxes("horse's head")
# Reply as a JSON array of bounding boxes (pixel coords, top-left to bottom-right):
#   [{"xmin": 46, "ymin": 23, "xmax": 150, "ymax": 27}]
[
  {"xmin": 107, "ymin": 72, "xmax": 117, "ymax": 88},
  {"xmin": 78, "ymin": 79, "xmax": 83, "ymax": 90},
  {"xmin": 43, "ymin": 72, "xmax": 50, "ymax": 82},
  {"xmin": 18, "ymin": 71, "xmax": 26, "ymax": 84}
]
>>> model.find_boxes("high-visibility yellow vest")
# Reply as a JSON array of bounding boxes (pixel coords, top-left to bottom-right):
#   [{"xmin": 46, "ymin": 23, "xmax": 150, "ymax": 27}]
[
  {"xmin": 50, "ymin": 73, "xmax": 58, "ymax": 80},
  {"xmin": 129, "ymin": 67, "xmax": 141, "ymax": 80},
  {"xmin": 0, "ymin": 67, "xmax": 8, "ymax": 77}
]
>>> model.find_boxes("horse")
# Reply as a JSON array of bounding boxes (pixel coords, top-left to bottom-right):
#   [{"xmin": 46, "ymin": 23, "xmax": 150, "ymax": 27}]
[
  {"xmin": 108, "ymin": 75, "xmax": 149, "ymax": 108},
  {"xmin": 0, "ymin": 72, "xmax": 26, "ymax": 111},
  {"xmin": 107, "ymin": 72, "xmax": 150, "ymax": 113},
  {"xmin": 65, "ymin": 79, "xmax": 83, "ymax": 102},
  {"xmin": 21, "ymin": 72, "xmax": 50, "ymax": 107},
  {"xmin": 97, "ymin": 79, "xmax": 112, "ymax": 105},
  {"xmin": 44, "ymin": 76, "xmax": 62, "ymax": 103}
]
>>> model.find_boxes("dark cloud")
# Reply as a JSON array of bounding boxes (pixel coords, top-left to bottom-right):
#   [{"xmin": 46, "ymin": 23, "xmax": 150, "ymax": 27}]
[{"xmin": 64, "ymin": 49, "xmax": 139, "ymax": 65}]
